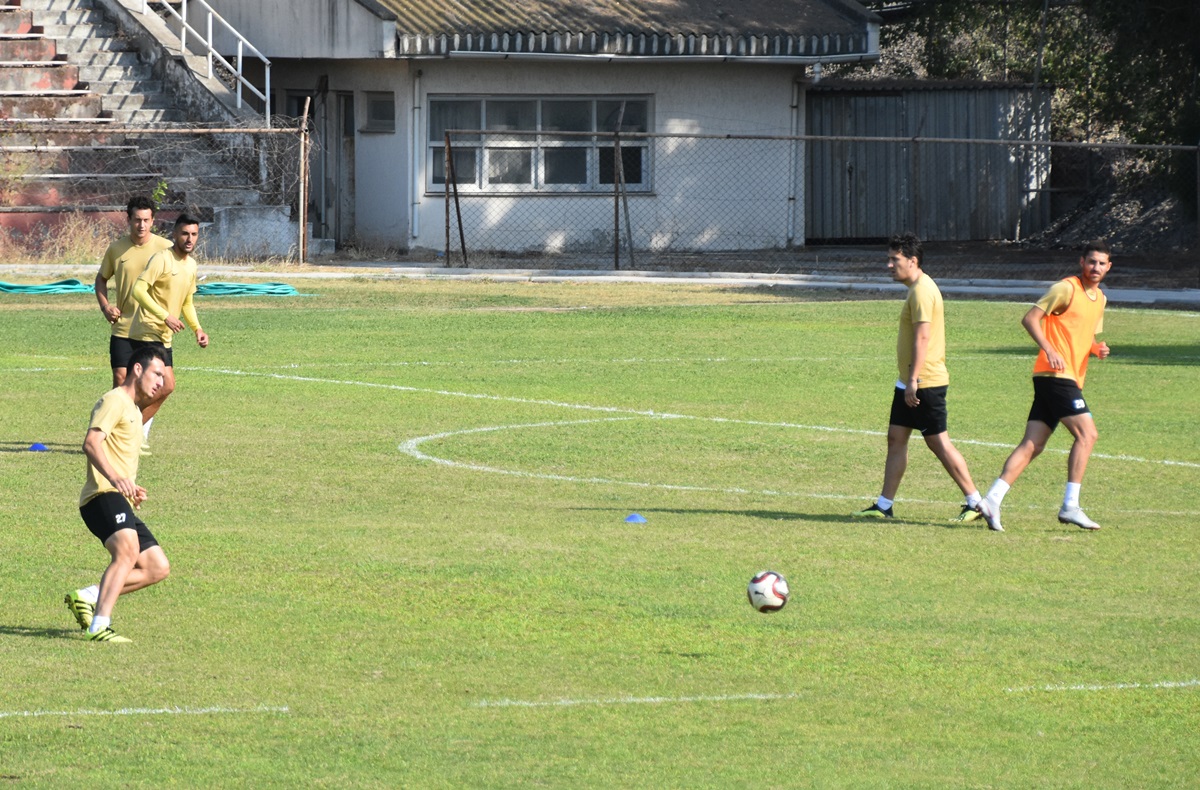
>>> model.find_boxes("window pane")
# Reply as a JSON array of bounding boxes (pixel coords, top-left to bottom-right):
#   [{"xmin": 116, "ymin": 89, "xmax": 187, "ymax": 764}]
[
  {"xmin": 596, "ymin": 100, "xmax": 648, "ymax": 133},
  {"xmin": 599, "ymin": 146, "xmax": 644, "ymax": 185},
  {"xmin": 543, "ymin": 100, "xmax": 591, "ymax": 132},
  {"xmin": 545, "ymin": 148, "xmax": 587, "ymax": 184},
  {"xmin": 431, "ymin": 148, "xmax": 478, "ymax": 185},
  {"xmin": 487, "ymin": 148, "xmax": 532, "ymax": 184},
  {"xmin": 486, "ymin": 100, "xmax": 536, "ymax": 131},
  {"xmin": 430, "ymin": 100, "xmax": 481, "ymax": 142}
]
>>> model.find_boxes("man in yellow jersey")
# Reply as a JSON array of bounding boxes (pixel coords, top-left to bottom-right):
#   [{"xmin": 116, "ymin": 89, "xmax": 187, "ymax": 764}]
[
  {"xmin": 977, "ymin": 241, "xmax": 1113, "ymax": 532},
  {"xmin": 65, "ymin": 345, "xmax": 171, "ymax": 642},
  {"xmin": 127, "ymin": 213, "xmax": 210, "ymax": 451},
  {"xmin": 851, "ymin": 233, "xmax": 985, "ymax": 523},
  {"xmin": 94, "ymin": 196, "xmax": 173, "ymax": 389}
]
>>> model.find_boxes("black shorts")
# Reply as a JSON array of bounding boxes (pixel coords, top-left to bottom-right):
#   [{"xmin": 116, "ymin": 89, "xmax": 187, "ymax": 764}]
[
  {"xmin": 1028, "ymin": 376, "xmax": 1089, "ymax": 431},
  {"xmin": 128, "ymin": 339, "xmax": 173, "ymax": 367},
  {"xmin": 109, "ymin": 335, "xmax": 137, "ymax": 370},
  {"xmin": 889, "ymin": 385, "xmax": 949, "ymax": 436},
  {"xmin": 79, "ymin": 492, "xmax": 159, "ymax": 553}
]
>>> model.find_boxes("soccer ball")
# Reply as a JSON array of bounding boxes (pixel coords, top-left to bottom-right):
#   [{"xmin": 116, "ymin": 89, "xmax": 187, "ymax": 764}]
[{"xmin": 747, "ymin": 570, "xmax": 790, "ymax": 613}]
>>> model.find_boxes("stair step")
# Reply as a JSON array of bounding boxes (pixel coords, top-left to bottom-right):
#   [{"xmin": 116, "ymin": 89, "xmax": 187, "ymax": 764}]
[
  {"xmin": 9, "ymin": 0, "xmax": 99, "ymax": 10},
  {"xmin": 0, "ymin": 62, "xmax": 79, "ymax": 89},
  {"xmin": 103, "ymin": 106, "xmax": 186, "ymax": 123},
  {"xmin": 22, "ymin": 9, "xmax": 99, "ymax": 27},
  {"xmin": 48, "ymin": 35, "xmax": 136, "ymax": 54},
  {"xmin": 0, "ymin": 90, "xmax": 102, "ymax": 118},
  {"xmin": 40, "ymin": 21, "xmax": 114, "ymax": 39},
  {"xmin": 66, "ymin": 49, "xmax": 140, "ymax": 68},
  {"xmin": 76, "ymin": 60, "xmax": 147, "ymax": 81}
]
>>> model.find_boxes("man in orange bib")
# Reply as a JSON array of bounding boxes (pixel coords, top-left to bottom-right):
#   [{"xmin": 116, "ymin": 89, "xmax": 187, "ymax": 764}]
[{"xmin": 976, "ymin": 241, "xmax": 1113, "ymax": 532}]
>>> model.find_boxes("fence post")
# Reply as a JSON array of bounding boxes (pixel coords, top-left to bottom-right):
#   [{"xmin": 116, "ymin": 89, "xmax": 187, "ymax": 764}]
[
  {"xmin": 613, "ymin": 131, "xmax": 620, "ymax": 271},
  {"xmin": 446, "ymin": 133, "xmax": 468, "ymax": 267},
  {"xmin": 1196, "ymin": 140, "xmax": 1200, "ymax": 253},
  {"xmin": 299, "ymin": 97, "xmax": 310, "ymax": 264},
  {"xmin": 445, "ymin": 133, "xmax": 451, "ymax": 265}
]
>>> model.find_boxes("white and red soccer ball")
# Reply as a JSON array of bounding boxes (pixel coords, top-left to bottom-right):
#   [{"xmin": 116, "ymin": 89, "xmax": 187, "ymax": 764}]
[{"xmin": 747, "ymin": 570, "xmax": 790, "ymax": 613}]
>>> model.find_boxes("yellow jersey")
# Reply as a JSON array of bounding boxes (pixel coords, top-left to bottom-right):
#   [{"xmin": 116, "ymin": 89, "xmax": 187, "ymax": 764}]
[
  {"xmin": 80, "ymin": 387, "xmax": 142, "ymax": 507},
  {"xmin": 98, "ymin": 233, "xmax": 174, "ymax": 338},
  {"xmin": 897, "ymin": 273, "xmax": 949, "ymax": 388},
  {"xmin": 129, "ymin": 248, "xmax": 199, "ymax": 347}
]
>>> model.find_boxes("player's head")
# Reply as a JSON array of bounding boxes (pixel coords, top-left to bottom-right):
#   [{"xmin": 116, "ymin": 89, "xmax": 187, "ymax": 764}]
[
  {"xmin": 126, "ymin": 196, "xmax": 157, "ymax": 243},
  {"xmin": 1079, "ymin": 239, "xmax": 1112, "ymax": 287},
  {"xmin": 125, "ymin": 345, "xmax": 167, "ymax": 403},
  {"xmin": 172, "ymin": 213, "xmax": 201, "ymax": 255},
  {"xmin": 888, "ymin": 232, "xmax": 923, "ymax": 267}
]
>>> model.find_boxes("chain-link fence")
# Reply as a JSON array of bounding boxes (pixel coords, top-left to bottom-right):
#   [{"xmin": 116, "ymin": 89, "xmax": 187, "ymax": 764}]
[
  {"xmin": 0, "ymin": 117, "xmax": 311, "ymax": 264},
  {"xmin": 442, "ymin": 131, "xmax": 1199, "ymax": 285}
]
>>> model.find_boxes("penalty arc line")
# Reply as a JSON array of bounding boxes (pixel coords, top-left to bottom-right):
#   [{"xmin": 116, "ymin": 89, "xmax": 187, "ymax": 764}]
[
  {"xmin": 0, "ymin": 704, "xmax": 289, "ymax": 720},
  {"xmin": 192, "ymin": 367, "xmax": 1200, "ymax": 471},
  {"xmin": 475, "ymin": 692, "xmax": 802, "ymax": 709},
  {"xmin": 1004, "ymin": 679, "xmax": 1200, "ymax": 694}
]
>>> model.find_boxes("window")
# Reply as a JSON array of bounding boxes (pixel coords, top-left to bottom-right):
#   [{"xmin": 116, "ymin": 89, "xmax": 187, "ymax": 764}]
[
  {"xmin": 428, "ymin": 97, "xmax": 651, "ymax": 193},
  {"xmin": 363, "ymin": 92, "xmax": 395, "ymax": 133}
]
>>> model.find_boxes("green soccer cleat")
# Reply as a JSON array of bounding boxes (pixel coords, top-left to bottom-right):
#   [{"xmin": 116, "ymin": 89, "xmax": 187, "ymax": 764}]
[
  {"xmin": 64, "ymin": 590, "xmax": 94, "ymax": 630},
  {"xmin": 952, "ymin": 504, "xmax": 982, "ymax": 523},
  {"xmin": 140, "ymin": 442, "xmax": 152, "ymax": 457},
  {"xmin": 851, "ymin": 503, "xmax": 894, "ymax": 519},
  {"xmin": 86, "ymin": 628, "xmax": 131, "ymax": 643}
]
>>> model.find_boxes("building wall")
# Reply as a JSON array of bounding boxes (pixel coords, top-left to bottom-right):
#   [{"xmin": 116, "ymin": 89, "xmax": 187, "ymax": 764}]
[
  {"xmin": 207, "ymin": 0, "xmax": 394, "ymax": 59},
  {"xmin": 271, "ymin": 57, "xmax": 811, "ymax": 251}
]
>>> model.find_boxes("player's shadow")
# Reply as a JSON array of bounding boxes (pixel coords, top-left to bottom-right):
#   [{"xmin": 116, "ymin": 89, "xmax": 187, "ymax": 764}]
[
  {"xmin": 0, "ymin": 441, "xmax": 81, "ymax": 455},
  {"xmin": 575, "ymin": 506, "xmax": 859, "ymax": 524},
  {"xmin": 0, "ymin": 625, "xmax": 81, "ymax": 641}
]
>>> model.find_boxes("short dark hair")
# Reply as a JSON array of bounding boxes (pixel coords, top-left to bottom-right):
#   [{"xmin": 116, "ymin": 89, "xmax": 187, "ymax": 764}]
[
  {"xmin": 126, "ymin": 196, "xmax": 156, "ymax": 217},
  {"xmin": 174, "ymin": 212, "xmax": 201, "ymax": 230},
  {"xmin": 1082, "ymin": 239, "xmax": 1111, "ymax": 258},
  {"xmin": 888, "ymin": 232, "xmax": 923, "ymax": 266},
  {"xmin": 127, "ymin": 344, "xmax": 167, "ymax": 377}
]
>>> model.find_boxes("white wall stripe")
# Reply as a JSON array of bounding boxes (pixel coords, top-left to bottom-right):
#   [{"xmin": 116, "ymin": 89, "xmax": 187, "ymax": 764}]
[{"xmin": 0, "ymin": 704, "xmax": 289, "ymax": 719}]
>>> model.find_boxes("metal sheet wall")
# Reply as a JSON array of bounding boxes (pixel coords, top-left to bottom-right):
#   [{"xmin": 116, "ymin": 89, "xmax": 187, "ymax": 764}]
[{"xmin": 806, "ymin": 86, "xmax": 1051, "ymax": 241}]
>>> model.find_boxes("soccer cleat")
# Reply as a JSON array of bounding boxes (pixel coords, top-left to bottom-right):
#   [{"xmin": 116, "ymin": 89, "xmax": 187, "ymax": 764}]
[
  {"xmin": 953, "ymin": 504, "xmax": 982, "ymax": 523},
  {"xmin": 851, "ymin": 503, "xmax": 894, "ymax": 519},
  {"xmin": 86, "ymin": 628, "xmax": 131, "ymax": 643},
  {"xmin": 976, "ymin": 499, "xmax": 1004, "ymax": 532},
  {"xmin": 1058, "ymin": 506, "xmax": 1100, "ymax": 531},
  {"xmin": 140, "ymin": 442, "xmax": 151, "ymax": 457},
  {"xmin": 64, "ymin": 590, "xmax": 94, "ymax": 630}
]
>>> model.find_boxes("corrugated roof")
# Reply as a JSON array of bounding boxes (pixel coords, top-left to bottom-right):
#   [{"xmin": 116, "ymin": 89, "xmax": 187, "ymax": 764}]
[{"xmin": 363, "ymin": 0, "xmax": 879, "ymax": 59}]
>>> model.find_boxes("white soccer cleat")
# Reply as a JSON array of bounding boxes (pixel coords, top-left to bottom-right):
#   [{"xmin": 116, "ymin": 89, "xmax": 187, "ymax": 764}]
[
  {"xmin": 1058, "ymin": 506, "xmax": 1100, "ymax": 531},
  {"xmin": 976, "ymin": 499, "xmax": 1004, "ymax": 532}
]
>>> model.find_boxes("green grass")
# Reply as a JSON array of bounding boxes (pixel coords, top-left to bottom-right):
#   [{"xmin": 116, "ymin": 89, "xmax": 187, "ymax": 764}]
[{"xmin": 1, "ymin": 279, "xmax": 1198, "ymax": 787}]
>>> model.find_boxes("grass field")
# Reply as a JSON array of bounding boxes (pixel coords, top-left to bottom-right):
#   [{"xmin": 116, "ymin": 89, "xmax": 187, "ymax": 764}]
[{"xmin": 2, "ymin": 277, "xmax": 1198, "ymax": 787}]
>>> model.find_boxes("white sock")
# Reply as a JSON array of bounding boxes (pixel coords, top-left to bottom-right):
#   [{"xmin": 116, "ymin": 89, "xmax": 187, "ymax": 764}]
[
  {"xmin": 143, "ymin": 417, "xmax": 154, "ymax": 440},
  {"xmin": 986, "ymin": 479, "xmax": 1010, "ymax": 504},
  {"xmin": 89, "ymin": 615, "xmax": 111, "ymax": 634},
  {"xmin": 79, "ymin": 585, "xmax": 100, "ymax": 604},
  {"xmin": 876, "ymin": 496, "xmax": 894, "ymax": 511},
  {"xmin": 1064, "ymin": 482, "xmax": 1081, "ymax": 509},
  {"xmin": 965, "ymin": 491, "xmax": 982, "ymax": 508}
]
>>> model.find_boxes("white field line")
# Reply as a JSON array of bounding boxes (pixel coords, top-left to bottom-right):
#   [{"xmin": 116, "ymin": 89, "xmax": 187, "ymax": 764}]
[
  {"xmin": 188, "ymin": 367, "xmax": 1200, "ymax": 471},
  {"xmin": 475, "ymin": 692, "xmax": 801, "ymax": 709},
  {"xmin": 1005, "ymin": 679, "xmax": 1200, "ymax": 694},
  {"xmin": 0, "ymin": 704, "xmax": 288, "ymax": 719}
]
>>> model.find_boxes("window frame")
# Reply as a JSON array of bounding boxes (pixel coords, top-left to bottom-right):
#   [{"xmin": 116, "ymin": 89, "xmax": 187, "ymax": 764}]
[
  {"xmin": 362, "ymin": 91, "xmax": 396, "ymax": 133},
  {"xmin": 427, "ymin": 95, "xmax": 652, "ymax": 195}
]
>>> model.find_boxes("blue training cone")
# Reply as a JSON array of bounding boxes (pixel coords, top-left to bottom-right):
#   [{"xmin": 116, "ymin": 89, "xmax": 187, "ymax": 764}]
[
  {"xmin": 625, "ymin": 513, "xmax": 647, "ymax": 523},
  {"xmin": 29, "ymin": 442, "xmax": 49, "ymax": 452}
]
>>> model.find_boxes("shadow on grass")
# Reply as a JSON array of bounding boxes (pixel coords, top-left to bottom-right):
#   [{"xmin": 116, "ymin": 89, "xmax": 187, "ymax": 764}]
[
  {"xmin": 0, "ymin": 441, "xmax": 81, "ymax": 455},
  {"xmin": 0, "ymin": 625, "xmax": 82, "ymax": 641},
  {"xmin": 972, "ymin": 344, "xmax": 1200, "ymax": 367},
  {"xmin": 574, "ymin": 506, "xmax": 981, "ymax": 529}
]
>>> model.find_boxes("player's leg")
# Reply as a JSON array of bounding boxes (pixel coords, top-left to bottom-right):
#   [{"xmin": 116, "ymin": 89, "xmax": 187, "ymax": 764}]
[
  {"xmin": 1056, "ymin": 411, "xmax": 1101, "ymax": 530},
  {"xmin": 853, "ymin": 423, "xmax": 911, "ymax": 519},
  {"xmin": 87, "ymin": 528, "xmax": 141, "ymax": 641},
  {"xmin": 922, "ymin": 432, "xmax": 983, "ymax": 521},
  {"xmin": 120, "ymin": 545, "xmax": 170, "ymax": 593},
  {"xmin": 977, "ymin": 420, "xmax": 1054, "ymax": 532},
  {"xmin": 109, "ymin": 335, "xmax": 135, "ymax": 388}
]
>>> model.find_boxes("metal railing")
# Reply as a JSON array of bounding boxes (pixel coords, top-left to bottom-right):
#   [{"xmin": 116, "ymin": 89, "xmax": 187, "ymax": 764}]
[{"xmin": 140, "ymin": 0, "xmax": 272, "ymax": 127}]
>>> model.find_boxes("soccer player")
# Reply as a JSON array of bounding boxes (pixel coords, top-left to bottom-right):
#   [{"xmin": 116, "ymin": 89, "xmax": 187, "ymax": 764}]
[
  {"xmin": 852, "ymin": 233, "xmax": 984, "ymax": 523},
  {"xmin": 65, "ymin": 345, "xmax": 171, "ymax": 642},
  {"xmin": 127, "ymin": 213, "xmax": 210, "ymax": 450},
  {"xmin": 94, "ymin": 196, "xmax": 174, "ymax": 390},
  {"xmin": 976, "ymin": 241, "xmax": 1113, "ymax": 532}
]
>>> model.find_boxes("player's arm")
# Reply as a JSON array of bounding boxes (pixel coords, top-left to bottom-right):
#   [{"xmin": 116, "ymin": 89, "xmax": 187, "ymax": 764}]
[
  {"xmin": 905, "ymin": 321, "xmax": 931, "ymax": 406},
  {"xmin": 132, "ymin": 278, "xmax": 184, "ymax": 333},
  {"xmin": 94, "ymin": 271, "xmax": 120, "ymax": 324},
  {"xmin": 83, "ymin": 428, "xmax": 146, "ymax": 505},
  {"xmin": 181, "ymin": 293, "xmax": 208, "ymax": 348},
  {"xmin": 1020, "ymin": 306, "xmax": 1065, "ymax": 371}
]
